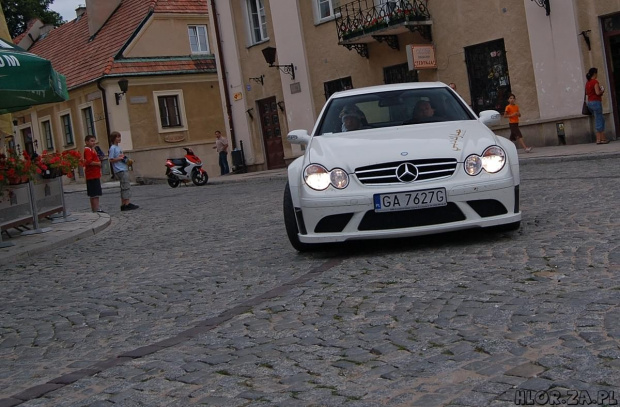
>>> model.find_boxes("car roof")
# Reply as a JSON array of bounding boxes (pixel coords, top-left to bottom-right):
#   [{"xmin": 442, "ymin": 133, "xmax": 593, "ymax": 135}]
[{"xmin": 330, "ymin": 82, "xmax": 449, "ymax": 99}]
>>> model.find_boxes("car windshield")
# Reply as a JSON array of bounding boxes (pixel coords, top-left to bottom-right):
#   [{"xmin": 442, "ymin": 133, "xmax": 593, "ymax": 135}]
[{"xmin": 315, "ymin": 88, "xmax": 475, "ymax": 136}]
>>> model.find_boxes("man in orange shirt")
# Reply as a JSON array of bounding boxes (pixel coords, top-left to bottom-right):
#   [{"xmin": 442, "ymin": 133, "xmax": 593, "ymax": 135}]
[{"xmin": 504, "ymin": 93, "xmax": 532, "ymax": 153}]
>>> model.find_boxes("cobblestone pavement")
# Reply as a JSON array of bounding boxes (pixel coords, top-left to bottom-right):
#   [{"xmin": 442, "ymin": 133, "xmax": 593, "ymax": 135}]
[{"xmin": 1, "ymin": 157, "xmax": 620, "ymax": 406}]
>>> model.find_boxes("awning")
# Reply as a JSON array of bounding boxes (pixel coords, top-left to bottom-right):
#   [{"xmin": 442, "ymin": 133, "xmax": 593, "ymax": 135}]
[{"xmin": 0, "ymin": 38, "xmax": 69, "ymax": 115}]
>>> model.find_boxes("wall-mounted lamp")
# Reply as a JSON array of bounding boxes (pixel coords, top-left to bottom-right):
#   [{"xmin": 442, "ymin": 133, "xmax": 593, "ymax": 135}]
[
  {"xmin": 246, "ymin": 108, "xmax": 254, "ymax": 120},
  {"xmin": 580, "ymin": 30, "xmax": 591, "ymax": 51},
  {"xmin": 277, "ymin": 101, "xmax": 285, "ymax": 112},
  {"xmin": 261, "ymin": 46, "xmax": 295, "ymax": 80},
  {"xmin": 250, "ymin": 75, "xmax": 264, "ymax": 85},
  {"xmin": 115, "ymin": 79, "xmax": 129, "ymax": 105},
  {"xmin": 530, "ymin": 0, "xmax": 550, "ymax": 15}
]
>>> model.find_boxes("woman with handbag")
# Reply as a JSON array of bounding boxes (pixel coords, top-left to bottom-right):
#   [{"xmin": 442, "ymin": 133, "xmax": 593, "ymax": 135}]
[{"xmin": 585, "ymin": 67, "xmax": 609, "ymax": 144}]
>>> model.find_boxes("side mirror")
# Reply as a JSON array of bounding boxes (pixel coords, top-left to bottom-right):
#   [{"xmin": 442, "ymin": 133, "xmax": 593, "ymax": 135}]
[
  {"xmin": 479, "ymin": 110, "xmax": 501, "ymax": 127},
  {"xmin": 287, "ymin": 129, "xmax": 311, "ymax": 145}
]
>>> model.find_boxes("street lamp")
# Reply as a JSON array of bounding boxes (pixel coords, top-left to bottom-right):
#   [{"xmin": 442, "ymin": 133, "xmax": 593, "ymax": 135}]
[
  {"xmin": 261, "ymin": 47, "xmax": 295, "ymax": 80},
  {"xmin": 115, "ymin": 79, "xmax": 129, "ymax": 105}
]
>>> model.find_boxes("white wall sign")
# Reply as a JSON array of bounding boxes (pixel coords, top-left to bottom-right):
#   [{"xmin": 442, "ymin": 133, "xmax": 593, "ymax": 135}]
[{"xmin": 407, "ymin": 44, "xmax": 437, "ymax": 70}]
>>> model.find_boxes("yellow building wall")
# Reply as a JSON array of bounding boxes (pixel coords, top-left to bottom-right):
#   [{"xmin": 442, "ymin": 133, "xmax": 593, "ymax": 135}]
[
  {"xmin": 125, "ymin": 15, "xmax": 212, "ymax": 58},
  {"xmin": 126, "ymin": 77, "xmax": 223, "ymax": 148}
]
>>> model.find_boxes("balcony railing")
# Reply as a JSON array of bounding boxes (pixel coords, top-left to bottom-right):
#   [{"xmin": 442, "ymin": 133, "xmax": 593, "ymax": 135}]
[{"xmin": 335, "ymin": 0, "xmax": 431, "ymax": 56}]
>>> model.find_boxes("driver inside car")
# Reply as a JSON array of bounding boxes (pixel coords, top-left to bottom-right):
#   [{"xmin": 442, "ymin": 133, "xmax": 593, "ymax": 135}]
[
  {"xmin": 339, "ymin": 105, "xmax": 368, "ymax": 132},
  {"xmin": 413, "ymin": 100, "xmax": 435, "ymax": 120}
]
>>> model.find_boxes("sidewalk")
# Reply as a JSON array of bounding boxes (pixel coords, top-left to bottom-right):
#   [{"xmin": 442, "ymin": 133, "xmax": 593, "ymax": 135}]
[{"xmin": 2, "ymin": 141, "xmax": 619, "ymax": 265}]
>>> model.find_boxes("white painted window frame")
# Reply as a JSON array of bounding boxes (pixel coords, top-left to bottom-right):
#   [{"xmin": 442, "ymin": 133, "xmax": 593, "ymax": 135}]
[
  {"xmin": 314, "ymin": 0, "xmax": 337, "ymax": 24},
  {"xmin": 153, "ymin": 90, "xmax": 188, "ymax": 134},
  {"xmin": 244, "ymin": 0, "xmax": 268, "ymax": 46},
  {"xmin": 58, "ymin": 109, "xmax": 75, "ymax": 146},
  {"xmin": 38, "ymin": 115, "xmax": 54, "ymax": 151},
  {"xmin": 78, "ymin": 102, "xmax": 97, "ymax": 140},
  {"xmin": 188, "ymin": 25, "xmax": 210, "ymax": 54}
]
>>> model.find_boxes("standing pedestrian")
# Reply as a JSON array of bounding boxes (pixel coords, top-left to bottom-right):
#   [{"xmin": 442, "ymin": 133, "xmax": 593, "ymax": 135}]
[
  {"xmin": 504, "ymin": 93, "xmax": 532, "ymax": 153},
  {"xmin": 585, "ymin": 67, "xmax": 609, "ymax": 144},
  {"xmin": 83, "ymin": 135, "xmax": 105, "ymax": 213},
  {"xmin": 108, "ymin": 131, "xmax": 139, "ymax": 211},
  {"xmin": 212, "ymin": 130, "xmax": 230, "ymax": 175}
]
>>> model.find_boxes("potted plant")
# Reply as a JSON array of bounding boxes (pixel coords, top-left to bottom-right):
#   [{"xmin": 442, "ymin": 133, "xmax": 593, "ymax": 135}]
[
  {"xmin": 38, "ymin": 150, "xmax": 83, "ymax": 179},
  {"xmin": 0, "ymin": 150, "xmax": 41, "ymax": 198}
]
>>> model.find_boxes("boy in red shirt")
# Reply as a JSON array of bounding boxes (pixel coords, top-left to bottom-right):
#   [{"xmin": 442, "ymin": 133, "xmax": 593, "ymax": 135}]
[
  {"xmin": 84, "ymin": 135, "xmax": 105, "ymax": 213},
  {"xmin": 504, "ymin": 93, "xmax": 532, "ymax": 153}
]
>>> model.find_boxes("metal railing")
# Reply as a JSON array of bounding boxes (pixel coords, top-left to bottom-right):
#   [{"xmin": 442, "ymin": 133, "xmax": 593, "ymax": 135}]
[{"xmin": 335, "ymin": 0, "xmax": 430, "ymax": 42}]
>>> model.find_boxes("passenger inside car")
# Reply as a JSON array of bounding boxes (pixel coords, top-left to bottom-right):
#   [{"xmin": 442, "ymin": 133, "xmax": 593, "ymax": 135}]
[{"xmin": 410, "ymin": 99, "xmax": 445, "ymax": 123}]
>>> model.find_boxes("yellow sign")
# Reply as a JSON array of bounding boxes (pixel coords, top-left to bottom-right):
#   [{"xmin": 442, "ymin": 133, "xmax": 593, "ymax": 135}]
[{"xmin": 233, "ymin": 92, "xmax": 243, "ymax": 101}]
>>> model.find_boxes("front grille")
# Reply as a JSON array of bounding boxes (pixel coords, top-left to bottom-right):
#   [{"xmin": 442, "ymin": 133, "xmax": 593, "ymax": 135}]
[
  {"xmin": 358, "ymin": 203, "xmax": 465, "ymax": 231},
  {"xmin": 355, "ymin": 158, "xmax": 458, "ymax": 185}
]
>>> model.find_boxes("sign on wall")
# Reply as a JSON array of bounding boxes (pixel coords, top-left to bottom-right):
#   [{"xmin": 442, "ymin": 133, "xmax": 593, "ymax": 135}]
[{"xmin": 407, "ymin": 44, "xmax": 437, "ymax": 70}]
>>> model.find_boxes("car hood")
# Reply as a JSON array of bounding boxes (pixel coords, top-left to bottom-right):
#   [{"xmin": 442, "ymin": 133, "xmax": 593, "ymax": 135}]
[{"xmin": 307, "ymin": 121, "xmax": 499, "ymax": 170}]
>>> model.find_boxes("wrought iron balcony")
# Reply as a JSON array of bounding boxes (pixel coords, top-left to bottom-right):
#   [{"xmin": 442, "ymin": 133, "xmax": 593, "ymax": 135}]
[{"xmin": 334, "ymin": 0, "xmax": 432, "ymax": 57}]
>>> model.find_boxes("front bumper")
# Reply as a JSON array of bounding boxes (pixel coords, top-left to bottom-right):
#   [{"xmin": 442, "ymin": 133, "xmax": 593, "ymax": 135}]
[{"xmin": 294, "ymin": 177, "xmax": 521, "ymax": 243}]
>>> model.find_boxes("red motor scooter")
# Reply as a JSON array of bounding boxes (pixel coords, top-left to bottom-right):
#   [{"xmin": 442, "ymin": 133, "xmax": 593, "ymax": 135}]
[{"xmin": 165, "ymin": 147, "xmax": 209, "ymax": 188}]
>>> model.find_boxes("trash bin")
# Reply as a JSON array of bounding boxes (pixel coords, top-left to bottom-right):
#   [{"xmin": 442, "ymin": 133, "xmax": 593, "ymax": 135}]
[{"xmin": 231, "ymin": 149, "xmax": 245, "ymax": 172}]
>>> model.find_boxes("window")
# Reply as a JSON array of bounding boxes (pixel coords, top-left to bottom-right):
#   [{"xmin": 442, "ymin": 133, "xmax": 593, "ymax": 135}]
[
  {"xmin": 158, "ymin": 96, "xmax": 182, "ymax": 128},
  {"xmin": 41, "ymin": 119, "xmax": 53, "ymax": 150},
  {"xmin": 316, "ymin": 88, "xmax": 473, "ymax": 136},
  {"xmin": 315, "ymin": 0, "xmax": 336, "ymax": 22},
  {"xmin": 82, "ymin": 106, "xmax": 95, "ymax": 137},
  {"xmin": 188, "ymin": 25, "xmax": 209, "ymax": 53},
  {"xmin": 383, "ymin": 63, "xmax": 418, "ymax": 84},
  {"xmin": 465, "ymin": 39, "xmax": 511, "ymax": 114},
  {"xmin": 154, "ymin": 90, "xmax": 188, "ymax": 133},
  {"xmin": 324, "ymin": 76, "xmax": 352, "ymax": 100},
  {"xmin": 60, "ymin": 114, "xmax": 74, "ymax": 145},
  {"xmin": 247, "ymin": 0, "xmax": 267, "ymax": 44}
]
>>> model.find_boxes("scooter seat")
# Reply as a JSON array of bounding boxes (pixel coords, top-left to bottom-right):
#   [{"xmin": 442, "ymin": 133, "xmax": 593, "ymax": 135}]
[{"xmin": 167, "ymin": 158, "xmax": 185, "ymax": 166}]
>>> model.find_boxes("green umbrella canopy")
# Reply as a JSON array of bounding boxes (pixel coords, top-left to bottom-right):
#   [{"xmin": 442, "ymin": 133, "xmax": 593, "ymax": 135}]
[{"xmin": 0, "ymin": 38, "xmax": 69, "ymax": 114}]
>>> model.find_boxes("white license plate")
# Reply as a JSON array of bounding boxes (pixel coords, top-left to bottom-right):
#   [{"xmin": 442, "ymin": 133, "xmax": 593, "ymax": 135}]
[{"xmin": 374, "ymin": 188, "xmax": 447, "ymax": 212}]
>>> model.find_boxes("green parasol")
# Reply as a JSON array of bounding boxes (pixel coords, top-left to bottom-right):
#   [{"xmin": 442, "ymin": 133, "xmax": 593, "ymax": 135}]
[{"xmin": 0, "ymin": 38, "xmax": 69, "ymax": 114}]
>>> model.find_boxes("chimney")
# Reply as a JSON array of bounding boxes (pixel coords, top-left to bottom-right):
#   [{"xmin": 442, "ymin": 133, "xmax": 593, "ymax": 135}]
[
  {"xmin": 85, "ymin": 0, "xmax": 122, "ymax": 37},
  {"xmin": 76, "ymin": 4, "xmax": 86, "ymax": 18}
]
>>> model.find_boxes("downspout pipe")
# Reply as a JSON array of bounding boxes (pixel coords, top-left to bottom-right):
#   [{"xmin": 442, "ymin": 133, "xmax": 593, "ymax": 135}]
[
  {"xmin": 210, "ymin": 0, "xmax": 236, "ymax": 148},
  {"xmin": 96, "ymin": 79, "xmax": 111, "ymax": 143}
]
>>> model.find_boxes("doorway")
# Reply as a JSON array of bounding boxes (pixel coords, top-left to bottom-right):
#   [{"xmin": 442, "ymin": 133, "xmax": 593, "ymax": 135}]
[
  {"xmin": 257, "ymin": 96, "xmax": 285, "ymax": 169},
  {"xmin": 603, "ymin": 13, "xmax": 620, "ymax": 139},
  {"xmin": 21, "ymin": 127, "xmax": 34, "ymax": 158}
]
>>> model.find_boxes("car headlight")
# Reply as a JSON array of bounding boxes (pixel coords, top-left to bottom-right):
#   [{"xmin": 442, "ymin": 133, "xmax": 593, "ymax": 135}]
[
  {"xmin": 304, "ymin": 164, "xmax": 349, "ymax": 190},
  {"xmin": 464, "ymin": 146, "xmax": 506, "ymax": 176},
  {"xmin": 330, "ymin": 168, "xmax": 349, "ymax": 189},
  {"xmin": 481, "ymin": 146, "xmax": 506, "ymax": 173},
  {"xmin": 464, "ymin": 155, "xmax": 482, "ymax": 176}
]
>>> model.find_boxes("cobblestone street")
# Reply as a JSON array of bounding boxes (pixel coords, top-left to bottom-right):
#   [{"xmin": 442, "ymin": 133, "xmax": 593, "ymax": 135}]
[{"xmin": 1, "ymin": 157, "xmax": 619, "ymax": 406}]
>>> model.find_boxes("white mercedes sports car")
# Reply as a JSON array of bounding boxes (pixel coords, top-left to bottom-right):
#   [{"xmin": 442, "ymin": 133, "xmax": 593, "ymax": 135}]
[{"xmin": 284, "ymin": 82, "xmax": 521, "ymax": 251}]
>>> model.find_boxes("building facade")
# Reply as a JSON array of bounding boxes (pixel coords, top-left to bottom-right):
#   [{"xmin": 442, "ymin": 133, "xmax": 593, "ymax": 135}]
[
  {"xmin": 8, "ymin": 0, "xmax": 226, "ymax": 182},
  {"xmin": 212, "ymin": 0, "xmax": 619, "ymax": 173},
  {"xmin": 8, "ymin": 0, "xmax": 620, "ymax": 180}
]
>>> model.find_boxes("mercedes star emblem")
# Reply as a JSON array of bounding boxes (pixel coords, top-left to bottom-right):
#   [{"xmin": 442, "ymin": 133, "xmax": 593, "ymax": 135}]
[{"xmin": 396, "ymin": 162, "xmax": 418, "ymax": 183}]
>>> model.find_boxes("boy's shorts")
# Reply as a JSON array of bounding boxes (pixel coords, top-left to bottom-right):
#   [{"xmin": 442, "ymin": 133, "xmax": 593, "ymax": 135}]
[
  {"xmin": 86, "ymin": 179, "xmax": 102, "ymax": 197},
  {"xmin": 509, "ymin": 123, "xmax": 523, "ymax": 141}
]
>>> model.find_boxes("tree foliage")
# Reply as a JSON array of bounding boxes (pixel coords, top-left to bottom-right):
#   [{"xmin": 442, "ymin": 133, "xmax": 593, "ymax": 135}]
[{"xmin": 1, "ymin": 0, "xmax": 64, "ymax": 39}]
